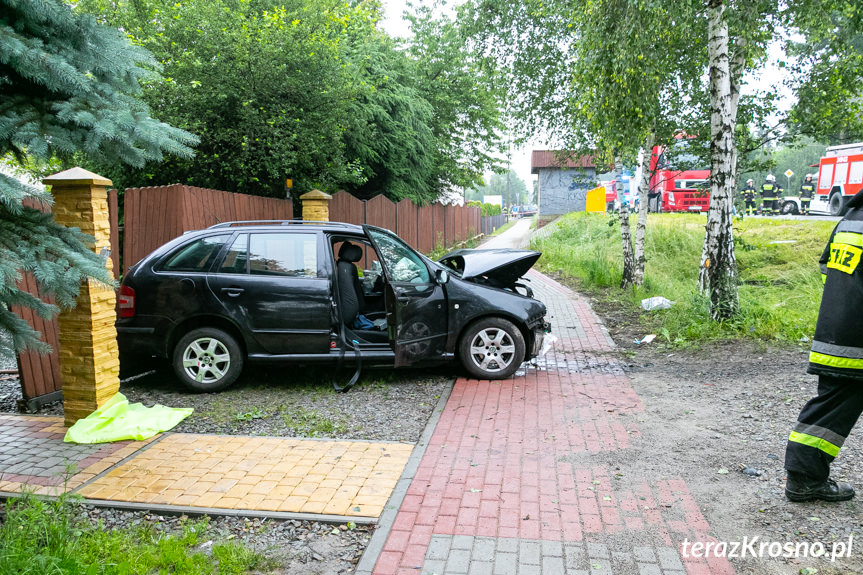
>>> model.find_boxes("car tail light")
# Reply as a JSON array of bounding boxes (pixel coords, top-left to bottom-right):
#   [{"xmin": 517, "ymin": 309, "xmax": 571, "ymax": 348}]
[{"xmin": 118, "ymin": 285, "xmax": 135, "ymax": 318}]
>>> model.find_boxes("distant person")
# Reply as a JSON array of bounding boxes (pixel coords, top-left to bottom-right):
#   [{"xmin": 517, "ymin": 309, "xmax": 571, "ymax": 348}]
[
  {"xmin": 799, "ymin": 174, "xmax": 815, "ymax": 215},
  {"xmin": 784, "ymin": 189, "xmax": 863, "ymax": 502},
  {"xmin": 742, "ymin": 178, "xmax": 757, "ymax": 216},
  {"xmin": 761, "ymin": 175, "xmax": 778, "ymax": 216}
]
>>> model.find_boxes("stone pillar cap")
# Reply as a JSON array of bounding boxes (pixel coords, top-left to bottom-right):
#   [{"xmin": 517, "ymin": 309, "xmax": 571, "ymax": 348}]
[
  {"xmin": 43, "ymin": 167, "xmax": 112, "ymax": 187},
  {"xmin": 299, "ymin": 189, "xmax": 332, "ymax": 200}
]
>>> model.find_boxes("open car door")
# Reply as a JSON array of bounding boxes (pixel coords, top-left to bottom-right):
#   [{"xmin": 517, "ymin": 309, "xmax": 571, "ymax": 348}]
[{"xmin": 364, "ymin": 226, "xmax": 448, "ymax": 367}]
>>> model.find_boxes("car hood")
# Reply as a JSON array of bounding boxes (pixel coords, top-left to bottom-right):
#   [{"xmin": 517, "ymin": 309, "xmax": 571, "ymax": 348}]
[{"xmin": 438, "ymin": 249, "xmax": 541, "ymax": 287}]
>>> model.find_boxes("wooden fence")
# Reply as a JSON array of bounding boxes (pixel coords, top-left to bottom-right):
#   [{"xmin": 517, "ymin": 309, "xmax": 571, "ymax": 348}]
[
  {"xmin": 122, "ymin": 185, "xmax": 294, "ymax": 274},
  {"xmin": 328, "ymin": 191, "xmax": 483, "ymax": 254}
]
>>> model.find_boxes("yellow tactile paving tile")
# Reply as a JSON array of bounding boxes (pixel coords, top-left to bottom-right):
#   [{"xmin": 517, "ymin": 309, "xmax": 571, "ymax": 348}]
[{"xmin": 76, "ymin": 434, "xmax": 414, "ymax": 517}]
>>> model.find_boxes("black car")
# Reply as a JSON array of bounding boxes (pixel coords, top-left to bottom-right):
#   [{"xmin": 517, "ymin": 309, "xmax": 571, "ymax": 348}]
[{"xmin": 117, "ymin": 220, "xmax": 550, "ymax": 391}]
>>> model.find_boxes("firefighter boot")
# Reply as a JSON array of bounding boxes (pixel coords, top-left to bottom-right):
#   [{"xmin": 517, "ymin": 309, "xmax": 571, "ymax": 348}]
[{"xmin": 785, "ymin": 471, "xmax": 855, "ymax": 502}]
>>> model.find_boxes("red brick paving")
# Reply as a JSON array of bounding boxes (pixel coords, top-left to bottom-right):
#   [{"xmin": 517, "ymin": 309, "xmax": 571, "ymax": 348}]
[{"xmin": 370, "ymin": 271, "xmax": 735, "ymax": 574}]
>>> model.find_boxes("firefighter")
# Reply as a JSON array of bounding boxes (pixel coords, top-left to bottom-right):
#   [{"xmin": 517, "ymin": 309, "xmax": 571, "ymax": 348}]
[
  {"xmin": 784, "ymin": 189, "xmax": 863, "ymax": 502},
  {"xmin": 761, "ymin": 174, "xmax": 778, "ymax": 215},
  {"xmin": 800, "ymin": 174, "xmax": 815, "ymax": 215},
  {"xmin": 742, "ymin": 178, "xmax": 758, "ymax": 216}
]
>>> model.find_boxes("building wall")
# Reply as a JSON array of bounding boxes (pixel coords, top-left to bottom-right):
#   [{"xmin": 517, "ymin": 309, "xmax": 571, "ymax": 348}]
[{"xmin": 537, "ymin": 167, "xmax": 597, "ymax": 215}]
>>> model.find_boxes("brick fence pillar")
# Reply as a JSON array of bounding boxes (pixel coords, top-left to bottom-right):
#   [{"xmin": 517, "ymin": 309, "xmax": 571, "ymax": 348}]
[
  {"xmin": 43, "ymin": 167, "xmax": 120, "ymax": 426},
  {"xmin": 300, "ymin": 189, "xmax": 332, "ymax": 222}
]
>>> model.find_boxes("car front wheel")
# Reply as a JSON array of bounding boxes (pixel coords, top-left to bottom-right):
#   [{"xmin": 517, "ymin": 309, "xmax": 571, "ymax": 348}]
[
  {"xmin": 459, "ymin": 317, "xmax": 526, "ymax": 380},
  {"xmin": 172, "ymin": 327, "xmax": 243, "ymax": 392}
]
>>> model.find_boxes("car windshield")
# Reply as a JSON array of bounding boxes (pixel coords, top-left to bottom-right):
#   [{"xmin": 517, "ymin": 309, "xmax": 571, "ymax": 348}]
[{"xmin": 366, "ymin": 228, "xmax": 430, "ymax": 283}]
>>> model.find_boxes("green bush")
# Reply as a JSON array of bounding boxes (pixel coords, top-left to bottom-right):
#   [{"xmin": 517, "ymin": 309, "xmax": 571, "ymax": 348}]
[{"xmin": 533, "ymin": 212, "xmax": 835, "ymax": 344}]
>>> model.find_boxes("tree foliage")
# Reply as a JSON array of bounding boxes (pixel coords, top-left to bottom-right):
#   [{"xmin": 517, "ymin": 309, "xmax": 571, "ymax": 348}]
[
  {"xmin": 0, "ymin": 0, "xmax": 196, "ymax": 354},
  {"xmin": 466, "ymin": 170, "xmax": 529, "ymax": 206},
  {"xmin": 78, "ymin": 0, "xmax": 507, "ymax": 204}
]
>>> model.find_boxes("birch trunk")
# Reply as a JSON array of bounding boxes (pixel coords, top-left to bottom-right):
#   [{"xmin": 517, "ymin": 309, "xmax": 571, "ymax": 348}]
[
  {"xmin": 633, "ymin": 131, "xmax": 655, "ymax": 286},
  {"xmin": 698, "ymin": 0, "xmax": 739, "ymax": 319}
]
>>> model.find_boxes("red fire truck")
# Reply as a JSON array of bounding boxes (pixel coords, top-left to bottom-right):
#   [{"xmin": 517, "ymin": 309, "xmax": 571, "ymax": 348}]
[
  {"xmin": 812, "ymin": 142, "xmax": 863, "ymax": 216},
  {"xmin": 648, "ymin": 145, "xmax": 711, "ymax": 213}
]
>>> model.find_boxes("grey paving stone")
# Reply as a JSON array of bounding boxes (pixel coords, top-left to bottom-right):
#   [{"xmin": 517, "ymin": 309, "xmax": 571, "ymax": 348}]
[
  {"xmin": 542, "ymin": 555, "xmax": 566, "ymax": 575},
  {"xmin": 519, "ymin": 540, "xmax": 541, "ymax": 565},
  {"xmin": 587, "ymin": 542, "xmax": 610, "ymax": 559},
  {"xmin": 496, "ymin": 538, "xmax": 519, "ymax": 554},
  {"xmin": 472, "ymin": 537, "xmax": 495, "ymax": 562},
  {"xmin": 423, "ymin": 559, "xmax": 446, "ymax": 575},
  {"xmin": 633, "ymin": 547, "xmax": 657, "ymax": 563},
  {"xmin": 468, "ymin": 561, "xmax": 493, "ymax": 575},
  {"xmin": 612, "ymin": 551, "xmax": 634, "ymax": 564},
  {"xmin": 565, "ymin": 544, "xmax": 586, "ymax": 569},
  {"xmin": 493, "ymin": 552, "xmax": 517, "ymax": 575},
  {"xmin": 517, "ymin": 564, "xmax": 541, "ymax": 575},
  {"xmin": 637, "ymin": 564, "xmax": 662, "ymax": 575},
  {"xmin": 446, "ymin": 549, "xmax": 471, "ymax": 574},
  {"xmin": 427, "ymin": 535, "xmax": 452, "ymax": 561},
  {"xmin": 589, "ymin": 558, "xmax": 613, "ymax": 573},
  {"xmin": 656, "ymin": 547, "xmax": 684, "ymax": 571},
  {"xmin": 452, "ymin": 535, "xmax": 474, "ymax": 550},
  {"xmin": 541, "ymin": 540, "xmax": 563, "ymax": 557}
]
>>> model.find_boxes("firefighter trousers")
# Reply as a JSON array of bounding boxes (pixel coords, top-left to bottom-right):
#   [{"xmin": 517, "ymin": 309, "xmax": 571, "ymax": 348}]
[
  {"xmin": 785, "ymin": 374, "xmax": 863, "ymax": 480},
  {"xmin": 744, "ymin": 199, "xmax": 756, "ymax": 215},
  {"xmin": 801, "ymin": 199, "xmax": 810, "ymax": 214},
  {"xmin": 762, "ymin": 197, "xmax": 776, "ymax": 215}
]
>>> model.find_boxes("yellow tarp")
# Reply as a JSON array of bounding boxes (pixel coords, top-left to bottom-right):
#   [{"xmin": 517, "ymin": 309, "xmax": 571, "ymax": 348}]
[{"xmin": 64, "ymin": 393, "xmax": 193, "ymax": 444}]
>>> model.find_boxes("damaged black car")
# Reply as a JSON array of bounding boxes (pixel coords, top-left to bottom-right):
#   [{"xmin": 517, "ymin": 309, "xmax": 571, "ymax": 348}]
[{"xmin": 117, "ymin": 220, "xmax": 551, "ymax": 392}]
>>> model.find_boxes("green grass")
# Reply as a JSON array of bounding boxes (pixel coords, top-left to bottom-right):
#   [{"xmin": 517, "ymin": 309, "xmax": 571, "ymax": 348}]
[
  {"xmin": 0, "ymin": 492, "xmax": 264, "ymax": 575},
  {"xmin": 533, "ymin": 212, "xmax": 836, "ymax": 344},
  {"xmin": 280, "ymin": 404, "xmax": 349, "ymax": 436}
]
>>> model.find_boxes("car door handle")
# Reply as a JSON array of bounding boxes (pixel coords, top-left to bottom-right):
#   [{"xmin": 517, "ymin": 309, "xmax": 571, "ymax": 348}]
[{"xmin": 221, "ymin": 287, "xmax": 244, "ymax": 297}]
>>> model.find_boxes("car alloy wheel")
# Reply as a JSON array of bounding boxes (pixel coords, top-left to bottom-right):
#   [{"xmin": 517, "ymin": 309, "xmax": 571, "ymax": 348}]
[
  {"xmin": 173, "ymin": 327, "xmax": 243, "ymax": 392},
  {"xmin": 459, "ymin": 317, "xmax": 525, "ymax": 380}
]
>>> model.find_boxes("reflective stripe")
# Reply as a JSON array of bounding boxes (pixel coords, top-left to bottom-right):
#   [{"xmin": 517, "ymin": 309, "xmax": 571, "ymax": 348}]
[
  {"xmin": 809, "ymin": 351, "xmax": 863, "ymax": 370},
  {"xmin": 793, "ymin": 422, "xmax": 846, "ymax": 448},
  {"xmin": 821, "ymin": 273, "xmax": 827, "ymax": 284},
  {"xmin": 812, "ymin": 340, "xmax": 863, "ymax": 359},
  {"xmin": 837, "ymin": 221, "xmax": 863, "ymax": 234},
  {"xmin": 788, "ymin": 431, "xmax": 840, "ymax": 457},
  {"xmin": 833, "ymin": 232, "xmax": 863, "ymax": 247}
]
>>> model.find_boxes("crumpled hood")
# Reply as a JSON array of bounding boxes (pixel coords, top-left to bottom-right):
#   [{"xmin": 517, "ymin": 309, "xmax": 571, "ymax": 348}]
[{"xmin": 438, "ymin": 249, "xmax": 541, "ymax": 287}]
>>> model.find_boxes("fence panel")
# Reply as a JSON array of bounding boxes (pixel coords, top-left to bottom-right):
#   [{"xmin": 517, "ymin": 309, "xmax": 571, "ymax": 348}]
[
  {"xmin": 365, "ymin": 195, "xmax": 396, "ymax": 232},
  {"xmin": 396, "ymin": 199, "xmax": 418, "ymax": 249},
  {"xmin": 329, "ymin": 191, "xmax": 365, "ymax": 225}
]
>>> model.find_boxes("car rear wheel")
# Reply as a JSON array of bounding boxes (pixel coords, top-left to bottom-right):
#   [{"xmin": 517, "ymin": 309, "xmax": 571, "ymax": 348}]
[
  {"xmin": 459, "ymin": 317, "xmax": 525, "ymax": 380},
  {"xmin": 172, "ymin": 327, "xmax": 243, "ymax": 392},
  {"xmin": 780, "ymin": 201, "xmax": 798, "ymax": 215}
]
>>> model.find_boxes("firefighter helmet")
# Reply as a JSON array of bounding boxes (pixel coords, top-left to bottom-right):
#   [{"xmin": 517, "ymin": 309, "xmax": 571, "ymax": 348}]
[
  {"xmin": 766, "ymin": 174, "xmax": 776, "ymax": 182},
  {"xmin": 746, "ymin": 178, "xmax": 754, "ymax": 185},
  {"xmin": 805, "ymin": 174, "xmax": 813, "ymax": 181}
]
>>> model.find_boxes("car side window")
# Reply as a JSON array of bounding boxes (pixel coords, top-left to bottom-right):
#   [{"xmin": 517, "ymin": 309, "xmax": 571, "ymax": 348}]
[
  {"xmin": 161, "ymin": 234, "xmax": 231, "ymax": 272},
  {"xmin": 218, "ymin": 234, "xmax": 249, "ymax": 274},
  {"xmin": 248, "ymin": 233, "xmax": 318, "ymax": 278},
  {"xmin": 366, "ymin": 228, "xmax": 430, "ymax": 283}
]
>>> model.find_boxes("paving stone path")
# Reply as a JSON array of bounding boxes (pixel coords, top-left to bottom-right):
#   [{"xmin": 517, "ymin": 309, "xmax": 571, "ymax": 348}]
[{"xmin": 361, "ymin": 265, "xmax": 735, "ymax": 575}]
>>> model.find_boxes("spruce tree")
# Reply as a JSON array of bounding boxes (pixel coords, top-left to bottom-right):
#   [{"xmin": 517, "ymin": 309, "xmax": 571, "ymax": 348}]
[{"xmin": 0, "ymin": 0, "xmax": 196, "ymax": 356}]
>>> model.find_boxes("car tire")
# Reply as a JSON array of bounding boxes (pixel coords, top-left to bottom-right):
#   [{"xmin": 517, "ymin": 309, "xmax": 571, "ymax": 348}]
[
  {"xmin": 780, "ymin": 201, "xmax": 798, "ymax": 215},
  {"xmin": 458, "ymin": 317, "xmax": 525, "ymax": 380},
  {"xmin": 172, "ymin": 327, "xmax": 243, "ymax": 392}
]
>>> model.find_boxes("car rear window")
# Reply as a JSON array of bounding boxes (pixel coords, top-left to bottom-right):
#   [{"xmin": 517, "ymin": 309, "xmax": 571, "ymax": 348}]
[{"xmin": 161, "ymin": 234, "xmax": 230, "ymax": 272}]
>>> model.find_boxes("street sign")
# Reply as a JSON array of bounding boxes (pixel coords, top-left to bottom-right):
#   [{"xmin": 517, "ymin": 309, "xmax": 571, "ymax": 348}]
[{"xmin": 784, "ymin": 169, "xmax": 794, "ymax": 177}]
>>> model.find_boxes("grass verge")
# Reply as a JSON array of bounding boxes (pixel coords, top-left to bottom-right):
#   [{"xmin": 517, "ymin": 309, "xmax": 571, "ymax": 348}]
[
  {"xmin": 533, "ymin": 212, "xmax": 835, "ymax": 344},
  {"xmin": 0, "ymin": 491, "xmax": 264, "ymax": 575}
]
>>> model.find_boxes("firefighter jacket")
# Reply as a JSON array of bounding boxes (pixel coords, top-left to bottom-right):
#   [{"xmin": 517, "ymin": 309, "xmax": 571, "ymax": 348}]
[
  {"xmin": 761, "ymin": 182, "xmax": 778, "ymax": 198},
  {"xmin": 800, "ymin": 181, "xmax": 815, "ymax": 199},
  {"xmin": 742, "ymin": 185, "xmax": 757, "ymax": 201},
  {"xmin": 808, "ymin": 190, "xmax": 863, "ymax": 380}
]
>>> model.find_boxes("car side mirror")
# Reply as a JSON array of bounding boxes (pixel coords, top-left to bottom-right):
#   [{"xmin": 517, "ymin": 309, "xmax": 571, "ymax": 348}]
[{"xmin": 435, "ymin": 269, "xmax": 450, "ymax": 284}]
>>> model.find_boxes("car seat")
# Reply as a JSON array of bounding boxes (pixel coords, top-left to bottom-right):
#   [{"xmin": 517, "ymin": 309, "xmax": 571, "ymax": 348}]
[{"xmin": 336, "ymin": 242, "xmax": 388, "ymax": 343}]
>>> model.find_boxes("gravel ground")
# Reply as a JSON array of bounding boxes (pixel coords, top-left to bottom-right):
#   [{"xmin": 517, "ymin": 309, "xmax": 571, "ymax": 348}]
[{"xmin": 78, "ymin": 506, "xmax": 373, "ymax": 574}]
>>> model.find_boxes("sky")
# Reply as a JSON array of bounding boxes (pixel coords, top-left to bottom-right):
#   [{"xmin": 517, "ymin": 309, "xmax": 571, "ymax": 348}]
[{"xmin": 379, "ymin": 1, "xmax": 796, "ymax": 192}]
